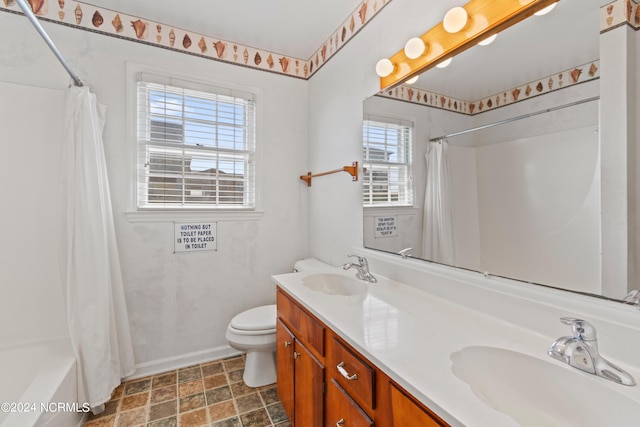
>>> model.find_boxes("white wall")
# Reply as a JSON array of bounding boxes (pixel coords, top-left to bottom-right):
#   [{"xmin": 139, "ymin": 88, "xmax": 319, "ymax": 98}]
[
  {"xmin": 0, "ymin": 81, "xmax": 69, "ymax": 348},
  {"xmin": 0, "ymin": 12, "xmax": 309, "ymax": 370}
]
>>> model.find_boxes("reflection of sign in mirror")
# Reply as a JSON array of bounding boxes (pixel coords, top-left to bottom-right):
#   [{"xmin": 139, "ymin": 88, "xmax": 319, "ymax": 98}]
[
  {"xmin": 174, "ymin": 222, "xmax": 217, "ymax": 252},
  {"xmin": 375, "ymin": 216, "xmax": 398, "ymax": 238}
]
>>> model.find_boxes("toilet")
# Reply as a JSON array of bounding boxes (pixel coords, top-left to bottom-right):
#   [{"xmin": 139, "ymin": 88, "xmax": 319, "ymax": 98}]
[
  {"xmin": 226, "ymin": 258, "xmax": 334, "ymax": 387},
  {"xmin": 226, "ymin": 304, "xmax": 277, "ymax": 388}
]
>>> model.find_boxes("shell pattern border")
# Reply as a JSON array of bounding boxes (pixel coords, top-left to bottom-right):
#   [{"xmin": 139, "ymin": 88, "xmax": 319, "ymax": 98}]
[
  {"xmin": 0, "ymin": 0, "xmax": 391, "ymax": 80},
  {"xmin": 0, "ymin": 0, "xmax": 635, "ymax": 115},
  {"xmin": 379, "ymin": 0, "xmax": 638, "ymax": 115}
]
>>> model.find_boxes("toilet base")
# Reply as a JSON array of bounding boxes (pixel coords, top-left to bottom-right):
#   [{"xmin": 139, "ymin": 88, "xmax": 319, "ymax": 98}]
[{"xmin": 243, "ymin": 350, "xmax": 276, "ymax": 388}]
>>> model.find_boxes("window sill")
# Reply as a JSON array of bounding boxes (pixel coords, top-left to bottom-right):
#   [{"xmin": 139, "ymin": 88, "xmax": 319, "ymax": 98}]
[
  {"xmin": 123, "ymin": 209, "xmax": 264, "ymax": 223},
  {"xmin": 363, "ymin": 206, "xmax": 419, "ymax": 215}
]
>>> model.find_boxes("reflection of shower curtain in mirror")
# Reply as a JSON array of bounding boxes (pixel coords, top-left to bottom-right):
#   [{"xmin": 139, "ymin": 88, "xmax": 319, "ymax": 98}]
[{"xmin": 422, "ymin": 140, "xmax": 455, "ymax": 264}]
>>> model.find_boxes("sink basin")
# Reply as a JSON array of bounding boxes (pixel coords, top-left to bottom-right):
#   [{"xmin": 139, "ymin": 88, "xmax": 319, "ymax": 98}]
[
  {"xmin": 451, "ymin": 346, "xmax": 640, "ymax": 426},
  {"xmin": 302, "ymin": 273, "xmax": 367, "ymax": 296}
]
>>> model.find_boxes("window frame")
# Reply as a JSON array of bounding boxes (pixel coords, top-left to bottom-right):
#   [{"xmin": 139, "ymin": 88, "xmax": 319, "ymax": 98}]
[
  {"xmin": 362, "ymin": 116, "xmax": 414, "ymax": 208},
  {"xmin": 128, "ymin": 68, "xmax": 262, "ymax": 220}
]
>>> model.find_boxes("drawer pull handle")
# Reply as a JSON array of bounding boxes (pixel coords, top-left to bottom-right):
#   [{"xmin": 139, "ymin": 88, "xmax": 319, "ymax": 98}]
[
  {"xmin": 284, "ymin": 341, "xmax": 292, "ymax": 348},
  {"xmin": 336, "ymin": 419, "xmax": 345, "ymax": 427},
  {"xmin": 337, "ymin": 362, "xmax": 358, "ymax": 380},
  {"xmin": 294, "ymin": 351, "xmax": 301, "ymax": 360}
]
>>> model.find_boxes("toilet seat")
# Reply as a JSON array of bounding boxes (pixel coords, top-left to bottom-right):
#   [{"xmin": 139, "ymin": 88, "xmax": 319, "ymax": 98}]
[{"xmin": 230, "ymin": 305, "xmax": 276, "ymax": 333}]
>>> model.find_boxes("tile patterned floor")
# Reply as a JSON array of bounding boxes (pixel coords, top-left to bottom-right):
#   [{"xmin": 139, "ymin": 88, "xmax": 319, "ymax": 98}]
[{"xmin": 83, "ymin": 355, "xmax": 290, "ymax": 427}]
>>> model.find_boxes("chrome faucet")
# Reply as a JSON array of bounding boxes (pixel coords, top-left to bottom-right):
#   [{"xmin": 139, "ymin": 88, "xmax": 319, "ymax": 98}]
[
  {"xmin": 398, "ymin": 247, "xmax": 413, "ymax": 259},
  {"xmin": 548, "ymin": 317, "xmax": 635, "ymax": 386},
  {"xmin": 342, "ymin": 255, "xmax": 377, "ymax": 283}
]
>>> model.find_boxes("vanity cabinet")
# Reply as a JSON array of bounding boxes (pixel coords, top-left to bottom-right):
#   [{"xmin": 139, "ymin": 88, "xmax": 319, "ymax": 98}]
[
  {"xmin": 276, "ymin": 287, "xmax": 449, "ymax": 427},
  {"xmin": 276, "ymin": 291, "xmax": 325, "ymax": 427}
]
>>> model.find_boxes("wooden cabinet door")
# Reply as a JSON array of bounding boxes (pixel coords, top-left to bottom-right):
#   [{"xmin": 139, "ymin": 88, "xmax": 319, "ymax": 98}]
[
  {"xmin": 389, "ymin": 383, "xmax": 446, "ymax": 427},
  {"xmin": 277, "ymin": 320, "xmax": 295, "ymax": 421},
  {"xmin": 294, "ymin": 340, "xmax": 325, "ymax": 427}
]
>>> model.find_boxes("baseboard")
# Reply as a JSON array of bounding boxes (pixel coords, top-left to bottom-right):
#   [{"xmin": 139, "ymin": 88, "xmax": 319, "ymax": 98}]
[{"xmin": 123, "ymin": 345, "xmax": 243, "ymax": 381}]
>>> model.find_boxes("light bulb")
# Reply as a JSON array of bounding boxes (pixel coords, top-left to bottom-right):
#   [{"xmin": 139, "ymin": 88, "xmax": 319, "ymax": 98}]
[
  {"xmin": 436, "ymin": 58, "xmax": 452, "ymax": 69},
  {"xmin": 478, "ymin": 34, "xmax": 497, "ymax": 46},
  {"xmin": 405, "ymin": 76, "xmax": 419, "ymax": 84},
  {"xmin": 375, "ymin": 58, "xmax": 395, "ymax": 77},
  {"xmin": 404, "ymin": 38, "xmax": 426, "ymax": 59},
  {"xmin": 534, "ymin": 3, "xmax": 556, "ymax": 16},
  {"xmin": 443, "ymin": 7, "xmax": 468, "ymax": 33}
]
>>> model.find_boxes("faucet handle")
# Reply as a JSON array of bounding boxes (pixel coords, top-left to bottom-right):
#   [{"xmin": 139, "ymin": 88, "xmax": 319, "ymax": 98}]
[
  {"xmin": 560, "ymin": 317, "xmax": 597, "ymax": 341},
  {"xmin": 347, "ymin": 254, "xmax": 367, "ymax": 265}
]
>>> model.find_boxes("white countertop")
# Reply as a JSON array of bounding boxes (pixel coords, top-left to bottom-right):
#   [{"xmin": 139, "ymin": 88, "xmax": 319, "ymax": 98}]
[{"xmin": 272, "ymin": 268, "xmax": 640, "ymax": 427}]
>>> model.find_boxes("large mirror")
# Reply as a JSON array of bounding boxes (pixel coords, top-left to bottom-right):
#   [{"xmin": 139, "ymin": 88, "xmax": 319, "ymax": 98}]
[{"xmin": 362, "ymin": 0, "xmax": 618, "ymax": 298}]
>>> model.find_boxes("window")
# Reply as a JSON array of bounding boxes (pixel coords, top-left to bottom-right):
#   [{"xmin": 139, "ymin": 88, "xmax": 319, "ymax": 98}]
[
  {"xmin": 137, "ymin": 79, "xmax": 256, "ymax": 209},
  {"xmin": 362, "ymin": 119, "xmax": 413, "ymax": 206}
]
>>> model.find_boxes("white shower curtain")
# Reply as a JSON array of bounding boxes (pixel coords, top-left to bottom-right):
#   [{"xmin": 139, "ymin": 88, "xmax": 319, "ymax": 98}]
[
  {"xmin": 60, "ymin": 86, "xmax": 135, "ymax": 410},
  {"xmin": 422, "ymin": 139, "xmax": 455, "ymax": 265}
]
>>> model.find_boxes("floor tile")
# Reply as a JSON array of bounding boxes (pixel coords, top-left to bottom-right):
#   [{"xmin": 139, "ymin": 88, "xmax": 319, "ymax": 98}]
[
  {"xmin": 82, "ymin": 355, "xmax": 287, "ymax": 427},
  {"xmin": 150, "ymin": 385, "xmax": 177, "ymax": 404},
  {"xmin": 178, "ymin": 366, "xmax": 202, "ymax": 383},
  {"xmin": 203, "ymin": 373, "xmax": 227, "ymax": 390},
  {"xmin": 153, "ymin": 372, "xmax": 177, "ymax": 389},
  {"xmin": 201, "ymin": 362, "xmax": 224, "ymax": 377},
  {"xmin": 236, "ymin": 393, "xmax": 263, "ymax": 414},
  {"xmin": 205, "ymin": 386, "xmax": 233, "ymax": 405},
  {"xmin": 267, "ymin": 403, "xmax": 288, "ymax": 424},
  {"xmin": 120, "ymin": 392, "xmax": 149, "ymax": 411},
  {"xmin": 149, "ymin": 400, "xmax": 177, "ymax": 422},
  {"xmin": 179, "ymin": 408, "xmax": 208, "ymax": 427},
  {"xmin": 83, "ymin": 414, "xmax": 116, "ymax": 427},
  {"xmin": 179, "ymin": 392, "xmax": 206, "ymax": 412},
  {"xmin": 179, "ymin": 379, "xmax": 204, "ymax": 397},
  {"xmin": 211, "ymin": 416, "xmax": 241, "ymax": 427},
  {"xmin": 240, "ymin": 408, "xmax": 271, "ymax": 427},
  {"xmin": 115, "ymin": 407, "xmax": 146, "ymax": 426},
  {"xmin": 208, "ymin": 400, "xmax": 237, "ymax": 422},
  {"xmin": 147, "ymin": 416, "xmax": 177, "ymax": 427},
  {"xmin": 124, "ymin": 378, "xmax": 151, "ymax": 396}
]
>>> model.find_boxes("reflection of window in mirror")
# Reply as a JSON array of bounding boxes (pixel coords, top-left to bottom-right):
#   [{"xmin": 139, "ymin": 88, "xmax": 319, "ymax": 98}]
[{"xmin": 362, "ymin": 119, "xmax": 413, "ymax": 207}]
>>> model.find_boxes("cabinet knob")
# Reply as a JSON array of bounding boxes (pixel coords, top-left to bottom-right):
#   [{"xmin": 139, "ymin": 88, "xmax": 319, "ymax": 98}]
[
  {"xmin": 337, "ymin": 362, "xmax": 358, "ymax": 380},
  {"xmin": 336, "ymin": 419, "xmax": 345, "ymax": 427},
  {"xmin": 293, "ymin": 351, "xmax": 301, "ymax": 360},
  {"xmin": 284, "ymin": 341, "xmax": 292, "ymax": 348}
]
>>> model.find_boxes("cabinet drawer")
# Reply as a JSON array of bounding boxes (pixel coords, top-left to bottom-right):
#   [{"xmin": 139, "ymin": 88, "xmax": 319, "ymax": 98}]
[
  {"xmin": 331, "ymin": 337, "xmax": 375, "ymax": 410},
  {"xmin": 326, "ymin": 379, "xmax": 373, "ymax": 427},
  {"xmin": 277, "ymin": 289, "xmax": 325, "ymax": 357}
]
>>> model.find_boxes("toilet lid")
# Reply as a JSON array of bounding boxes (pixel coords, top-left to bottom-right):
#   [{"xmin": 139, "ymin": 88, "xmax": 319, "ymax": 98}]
[{"xmin": 230, "ymin": 305, "xmax": 276, "ymax": 331}]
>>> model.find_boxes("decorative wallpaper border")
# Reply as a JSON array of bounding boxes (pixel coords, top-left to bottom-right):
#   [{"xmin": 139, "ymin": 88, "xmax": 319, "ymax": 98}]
[
  {"xmin": 0, "ymin": 0, "xmax": 391, "ymax": 80},
  {"xmin": 378, "ymin": 61, "xmax": 600, "ymax": 116},
  {"xmin": 378, "ymin": 1, "xmax": 640, "ymax": 116},
  {"xmin": 600, "ymin": 0, "xmax": 640, "ymax": 31},
  {"xmin": 307, "ymin": 0, "xmax": 391, "ymax": 76}
]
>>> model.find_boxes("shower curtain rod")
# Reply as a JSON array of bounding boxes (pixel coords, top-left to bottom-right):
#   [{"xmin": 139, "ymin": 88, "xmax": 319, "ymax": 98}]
[
  {"xmin": 428, "ymin": 96, "xmax": 599, "ymax": 142},
  {"xmin": 15, "ymin": 0, "xmax": 83, "ymax": 87}
]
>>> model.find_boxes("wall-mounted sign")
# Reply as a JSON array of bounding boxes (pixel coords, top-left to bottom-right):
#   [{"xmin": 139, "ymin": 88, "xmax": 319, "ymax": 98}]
[
  {"xmin": 375, "ymin": 216, "xmax": 398, "ymax": 238},
  {"xmin": 174, "ymin": 222, "xmax": 217, "ymax": 253}
]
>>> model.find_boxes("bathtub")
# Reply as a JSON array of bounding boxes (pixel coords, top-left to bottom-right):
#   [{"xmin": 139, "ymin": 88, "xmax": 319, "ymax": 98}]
[{"xmin": 0, "ymin": 338, "xmax": 84, "ymax": 427}]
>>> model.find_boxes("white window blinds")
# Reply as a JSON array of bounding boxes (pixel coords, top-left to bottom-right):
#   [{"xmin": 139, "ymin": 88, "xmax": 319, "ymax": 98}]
[
  {"xmin": 137, "ymin": 79, "xmax": 256, "ymax": 209},
  {"xmin": 362, "ymin": 119, "xmax": 413, "ymax": 207}
]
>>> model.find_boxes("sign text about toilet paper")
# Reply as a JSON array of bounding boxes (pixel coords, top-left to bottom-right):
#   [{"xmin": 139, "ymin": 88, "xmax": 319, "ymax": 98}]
[{"xmin": 174, "ymin": 222, "xmax": 217, "ymax": 252}]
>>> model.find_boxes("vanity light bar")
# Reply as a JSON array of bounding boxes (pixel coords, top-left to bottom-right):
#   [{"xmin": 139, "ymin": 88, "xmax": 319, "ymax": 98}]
[{"xmin": 378, "ymin": 0, "xmax": 561, "ymax": 90}]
